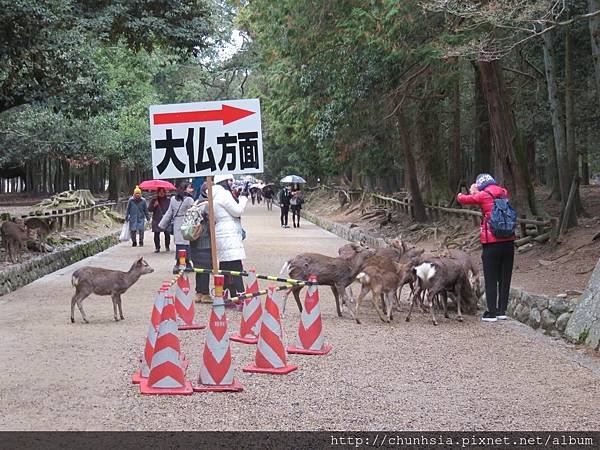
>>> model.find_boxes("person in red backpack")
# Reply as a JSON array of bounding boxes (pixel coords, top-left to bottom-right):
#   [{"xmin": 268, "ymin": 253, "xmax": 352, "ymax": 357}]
[{"xmin": 457, "ymin": 173, "xmax": 516, "ymax": 322}]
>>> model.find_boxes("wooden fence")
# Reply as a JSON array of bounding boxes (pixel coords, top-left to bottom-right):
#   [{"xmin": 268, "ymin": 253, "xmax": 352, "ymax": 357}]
[
  {"xmin": 371, "ymin": 193, "xmax": 557, "ymax": 247},
  {"xmin": 7, "ymin": 201, "xmax": 117, "ymax": 232}
]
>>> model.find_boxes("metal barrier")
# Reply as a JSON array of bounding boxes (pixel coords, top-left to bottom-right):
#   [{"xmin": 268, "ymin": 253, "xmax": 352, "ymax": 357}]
[{"xmin": 188, "ymin": 267, "xmax": 317, "ymax": 286}]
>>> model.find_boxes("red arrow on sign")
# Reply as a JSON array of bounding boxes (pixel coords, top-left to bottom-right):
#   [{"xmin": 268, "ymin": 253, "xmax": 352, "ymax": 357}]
[{"xmin": 153, "ymin": 104, "xmax": 255, "ymax": 126}]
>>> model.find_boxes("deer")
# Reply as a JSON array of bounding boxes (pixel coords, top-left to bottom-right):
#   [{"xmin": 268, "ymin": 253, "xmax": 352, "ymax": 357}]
[
  {"xmin": 407, "ymin": 257, "xmax": 477, "ymax": 325},
  {"xmin": 280, "ymin": 242, "xmax": 376, "ymax": 317},
  {"xmin": 438, "ymin": 247, "xmax": 483, "ymax": 302},
  {"xmin": 24, "ymin": 217, "xmax": 56, "ymax": 253},
  {"xmin": 1, "ymin": 220, "xmax": 28, "ymax": 263},
  {"xmin": 352, "ymin": 260, "xmax": 414, "ymax": 324},
  {"xmin": 70, "ymin": 257, "xmax": 154, "ymax": 323}
]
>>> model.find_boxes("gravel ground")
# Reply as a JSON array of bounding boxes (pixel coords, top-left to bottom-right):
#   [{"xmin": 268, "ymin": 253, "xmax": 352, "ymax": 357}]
[{"xmin": 1, "ymin": 203, "xmax": 600, "ymax": 431}]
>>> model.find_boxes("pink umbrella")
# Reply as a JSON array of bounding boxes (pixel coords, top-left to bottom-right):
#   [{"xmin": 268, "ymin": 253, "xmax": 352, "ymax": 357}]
[{"xmin": 138, "ymin": 179, "xmax": 177, "ymax": 191}]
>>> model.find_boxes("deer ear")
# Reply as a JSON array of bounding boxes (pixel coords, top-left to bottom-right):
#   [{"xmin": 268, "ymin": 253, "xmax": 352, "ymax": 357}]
[{"xmin": 136, "ymin": 257, "xmax": 143, "ymax": 264}]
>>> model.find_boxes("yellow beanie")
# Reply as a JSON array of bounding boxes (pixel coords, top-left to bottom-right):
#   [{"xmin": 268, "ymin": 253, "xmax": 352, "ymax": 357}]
[{"xmin": 133, "ymin": 185, "xmax": 142, "ymax": 195}]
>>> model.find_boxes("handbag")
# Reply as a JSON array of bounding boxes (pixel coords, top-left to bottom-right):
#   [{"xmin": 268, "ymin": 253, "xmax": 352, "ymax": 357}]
[
  {"xmin": 180, "ymin": 200, "xmax": 207, "ymax": 241},
  {"xmin": 165, "ymin": 201, "xmax": 183, "ymax": 235}
]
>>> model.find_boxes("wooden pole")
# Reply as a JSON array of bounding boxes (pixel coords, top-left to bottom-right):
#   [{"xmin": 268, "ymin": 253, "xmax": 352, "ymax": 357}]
[
  {"xmin": 559, "ymin": 177, "xmax": 579, "ymax": 237},
  {"xmin": 206, "ymin": 176, "xmax": 219, "ymax": 275}
]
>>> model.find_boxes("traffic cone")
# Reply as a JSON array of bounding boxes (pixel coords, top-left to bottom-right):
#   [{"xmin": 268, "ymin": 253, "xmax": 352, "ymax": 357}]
[
  {"xmin": 243, "ymin": 286, "xmax": 298, "ymax": 375},
  {"xmin": 175, "ymin": 271, "xmax": 205, "ymax": 330},
  {"xmin": 287, "ymin": 276, "xmax": 332, "ymax": 355},
  {"xmin": 194, "ymin": 274, "xmax": 243, "ymax": 392},
  {"xmin": 231, "ymin": 269, "xmax": 262, "ymax": 344},
  {"xmin": 140, "ymin": 294, "xmax": 193, "ymax": 395},
  {"xmin": 132, "ymin": 287, "xmax": 166, "ymax": 384}
]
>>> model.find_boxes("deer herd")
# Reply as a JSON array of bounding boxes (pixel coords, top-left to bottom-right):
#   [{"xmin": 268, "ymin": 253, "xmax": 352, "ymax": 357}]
[{"xmin": 281, "ymin": 239, "xmax": 483, "ymax": 326}]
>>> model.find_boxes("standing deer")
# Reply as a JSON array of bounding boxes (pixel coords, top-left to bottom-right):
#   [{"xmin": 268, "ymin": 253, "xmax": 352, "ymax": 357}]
[
  {"xmin": 70, "ymin": 257, "xmax": 154, "ymax": 323},
  {"xmin": 1, "ymin": 220, "xmax": 28, "ymax": 263},
  {"xmin": 24, "ymin": 217, "xmax": 56, "ymax": 252}
]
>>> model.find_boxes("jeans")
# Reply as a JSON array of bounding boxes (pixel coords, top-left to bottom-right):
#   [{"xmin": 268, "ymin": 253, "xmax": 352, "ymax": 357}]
[
  {"xmin": 280, "ymin": 205, "xmax": 289, "ymax": 226},
  {"xmin": 291, "ymin": 206, "xmax": 301, "ymax": 226},
  {"xmin": 153, "ymin": 231, "xmax": 170, "ymax": 250},
  {"xmin": 481, "ymin": 241, "xmax": 515, "ymax": 315},
  {"xmin": 130, "ymin": 230, "xmax": 143, "ymax": 244}
]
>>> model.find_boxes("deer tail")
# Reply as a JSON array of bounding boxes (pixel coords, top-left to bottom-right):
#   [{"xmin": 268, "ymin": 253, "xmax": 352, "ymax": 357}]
[
  {"xmin": 71, "ymin": 272, "xmax": 79, "ymax": 287},
  {"xmin": 356, "ymin": 272, "xmax": 369, "ymax": 284}
]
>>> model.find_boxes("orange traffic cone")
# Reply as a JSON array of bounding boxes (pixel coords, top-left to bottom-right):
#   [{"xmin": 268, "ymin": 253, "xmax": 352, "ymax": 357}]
[
  {"xmin": 140, "ymin": 294, "xmax": 193, "ymax": 395},
  {"xmin": 194, "ymin": 274, "xmax": 243, "ymax": 392},
  {"xmin": 175, "ymin": 272, "xmax": 205, "ymax": 330},
  {"xmin": 243, "ymin": 286, "xmax": 298, "ymax": 375},
  {"xmin": 231, "ymin": 269, "xmax": 262, "ymax": 344},
  {"xmin": 132, "ymin": 287, "xmax": 166, "ymax": 384},
  {"xmin": 287, "ymin": 276, "xmax": 332, "ymax": 355}
]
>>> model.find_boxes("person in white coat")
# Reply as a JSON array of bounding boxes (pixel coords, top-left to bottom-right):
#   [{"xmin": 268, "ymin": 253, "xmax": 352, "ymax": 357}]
[{"xmin": 212, "ymin": 173, "xmax": 248, "ymax": 296}]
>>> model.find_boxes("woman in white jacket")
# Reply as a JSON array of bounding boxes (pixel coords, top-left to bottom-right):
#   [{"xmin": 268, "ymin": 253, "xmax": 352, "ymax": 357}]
[{"xmin": 212, "ymin": 174, "xmax": 248, "ymax": 296}]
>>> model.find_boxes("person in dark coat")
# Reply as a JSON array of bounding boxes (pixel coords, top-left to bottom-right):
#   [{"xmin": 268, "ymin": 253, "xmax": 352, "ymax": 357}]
[
  {"xmin": 125, "ymin": 185, "xmax": 150, "ymax": 247},
  {"xmin": 457, "ymin": 173, "xmax": 516, "ymax": 322},
  {"xmin": 289, "ymin": 184, "xmax": 303, "ymax": 228},
  {"xmin": 278, "ymin": 186, "xmax": 291, "ymax": 228},
  {"xmin": 148, "ymin": 187, "xmax": 171, "ymax": 253},
  {"xmin": 190, "ymin": 182, "xmax": 212, "ymax": 304}
]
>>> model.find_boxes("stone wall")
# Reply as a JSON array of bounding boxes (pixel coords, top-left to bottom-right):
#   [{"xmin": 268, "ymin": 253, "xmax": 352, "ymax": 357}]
[
  {"xmin": 303, "ymin": 209, "xmax": 582, "ymax": 339},
  {"xmin": 301, "ymin": 210, "xmax": 388, "ymax": 248},
  {"xmin": 503, "ymin": 289, "xmax": 579, "ymax": 338},
  {"xmin": 0, "ymin": 232, "xmax": 119, "ymax": 296}
]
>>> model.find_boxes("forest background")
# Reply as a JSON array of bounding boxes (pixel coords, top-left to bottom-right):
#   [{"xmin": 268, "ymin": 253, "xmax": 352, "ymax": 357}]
[{"xmin": 1, "ymin": 0, "xmax": 600, "ymax": 229}]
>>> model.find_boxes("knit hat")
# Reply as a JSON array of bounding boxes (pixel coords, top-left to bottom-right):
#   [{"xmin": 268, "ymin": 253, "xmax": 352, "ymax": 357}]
[
  {"xmin": 475, "ymin": 173, "xmax": 496, "ymax": 190},
  {"xmin": 133, "ymin": 185, "xmax": 142, "ymax": 195}
]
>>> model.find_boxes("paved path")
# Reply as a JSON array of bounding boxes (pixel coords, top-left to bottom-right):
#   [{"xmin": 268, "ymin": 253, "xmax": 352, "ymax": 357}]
[{"xmin": 1, "ymin": 203, "xmax": 600, "ymax": 431}]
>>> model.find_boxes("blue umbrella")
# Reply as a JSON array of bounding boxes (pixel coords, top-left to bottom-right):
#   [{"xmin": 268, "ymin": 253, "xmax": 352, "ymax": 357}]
[{"xmin": 280, "ymin": 175, "xmax": 306, "ymax": 184}]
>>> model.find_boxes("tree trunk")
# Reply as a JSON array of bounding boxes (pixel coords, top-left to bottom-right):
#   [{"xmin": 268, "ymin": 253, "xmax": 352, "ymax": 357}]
[
  {"xmin": 449, "ymin": 73, "xmax": 461, "ymax": 193},
  {"xmin": 542, "ymin": 27, "xmax": 576, "ymax": 228},
  {"xmin": 590, "ymin": 0, "xmax": 600, "ymax": 105},
  {"xmin": 415, "ymin": 97, "xmax": 450, "ymax": 203},
  {"xmin": 476, "ymin": 60, "xmax": 536, "ymax": 215},
  {"xmin": 565, "ymin": 27, "xmax": 585, "ymax": 216},
  {"xmin": 526, "ymin": 137, "xmax": 536, "ymax": 182},
  {"xmin": 583, "ymin": 128, "xmax": 591, "ymax": 185},
  {"xmin": 547, "ymin": 135, "xmax": 561, "ymax": 201},
  {"xmin": 396, "ymin": 108, "xmax": 428, "ymax": 222},
  {"xmin": 107, "ymin": 158, "xmax": 122, "ymax": 201},
  {"xmin": 473, "ymin": 63, "xmax": 492, "ymax": 179}
]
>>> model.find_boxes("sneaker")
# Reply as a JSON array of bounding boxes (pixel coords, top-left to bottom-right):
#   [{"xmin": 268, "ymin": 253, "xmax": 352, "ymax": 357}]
[
  {"xmin": 497, "ymin": 314, "xmax": 508, "ymax": 320},
  {"xmin": 132, "ymin": 242, "xmax": 137, "ymax": 247},
  {"xmin": 172, "ymin": 265, "xmax": 179, "ymax": 275},
  {"xmin": 154, "ymin": 248, "xmax": 160, "ymax": 253},
  {"xmin": 481, "ymin": 311, "xmax": 497, "ymax": 322},
  {"xmin": 165, "ymin": 246, "xmax": 170, "ymax": 252},
  {"xmin": 139, "ymin": 241, "xmax": 144, "ymax": 247}
]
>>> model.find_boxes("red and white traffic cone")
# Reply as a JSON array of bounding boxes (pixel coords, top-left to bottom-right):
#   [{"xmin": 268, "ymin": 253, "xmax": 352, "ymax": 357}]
[
  {"xmin": 175, "ymin": 271, "xmax": 205, "ymax": 330},
  {"xmin": 287, "ymin": 276, "xmax": 332, "ymax": 355},
  {"xmin": 230, "ymin": 269, "xmax": 262, "ymax": 344},
  {"xmin": 140, "ymin": 294, "xmax": 193, "ymax": 395},
  {"xmin": 132, "ymin": 287, "xmax": 167, "ymax": 384},
  {"xmin": 243, "ymin": 286, "xmax": 298, "ymax": 375},
  {"xmin": 194, "ymin": 275, "xmax": 243, "ymax": 392}
]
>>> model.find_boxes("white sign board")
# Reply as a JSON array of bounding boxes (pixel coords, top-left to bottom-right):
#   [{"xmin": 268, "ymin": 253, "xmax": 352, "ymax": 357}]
[{"xmin": 149, "ymin": 98, "xmax": 263, "ymax": 179}]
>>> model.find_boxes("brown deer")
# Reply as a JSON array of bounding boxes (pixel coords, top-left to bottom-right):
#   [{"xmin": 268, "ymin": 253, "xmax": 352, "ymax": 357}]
[
  {"xmin": 353, "ymin": 260, "xmax": 414, "ymax": 324},
  {"xmin": 70, "ymin": 257, "xmax": 154, "ymax": 323},
  {"xmin": 24, "ymin": 217, "xmax": 56, "ymax": 252},
  {"xmin": 1, "ymin": 220, "xmax": 28, "ymax": 263},
  {"xmin": 280, "ymin": 242, "xmax": 375, "ymax": 317}
]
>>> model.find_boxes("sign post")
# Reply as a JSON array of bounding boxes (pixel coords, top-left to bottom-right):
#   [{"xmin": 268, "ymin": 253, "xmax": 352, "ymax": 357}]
[{"xmin": 149, "ymin": 99, "xmax": 263, "ymax": 279}]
